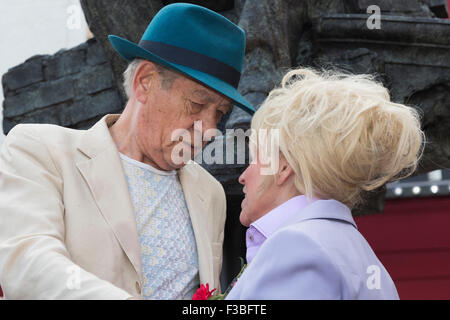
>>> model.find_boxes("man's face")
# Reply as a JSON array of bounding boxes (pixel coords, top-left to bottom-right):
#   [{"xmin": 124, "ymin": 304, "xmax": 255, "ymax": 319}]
[{"xmin": 136, "ymin": 70, "xmax": 232, "ymax": 171}]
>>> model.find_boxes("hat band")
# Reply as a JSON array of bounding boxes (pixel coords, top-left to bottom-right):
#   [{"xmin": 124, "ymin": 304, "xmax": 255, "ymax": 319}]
[{"xmin": 138, "ymin": 40, "xmax": 241, "ymax": 88}]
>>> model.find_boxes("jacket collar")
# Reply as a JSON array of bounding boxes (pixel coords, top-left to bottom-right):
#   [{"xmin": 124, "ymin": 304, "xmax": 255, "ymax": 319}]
[
  {"xmin": 177, "ymin": 163, "xmax": 216, "ymax": 288},
  {"xmin": 281, "ymin": 198, "xmax": 358, "ymax": 230},
  {"xmin": 76, "ymin": 114, "xmax": 143, "ymax": 283}
]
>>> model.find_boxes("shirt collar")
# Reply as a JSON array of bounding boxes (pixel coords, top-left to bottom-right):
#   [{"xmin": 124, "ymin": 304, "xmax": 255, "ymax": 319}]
[
  {"xmin": 245, "ymin": 197, "xmax": 357, "ymax": 264},
  {"xmin": 287, "ymin": 198, "xmax": 357, "ymax": 229},
  {"xmin": 250, "ymin": 195, "xmax": 317, "ymax": 239}
]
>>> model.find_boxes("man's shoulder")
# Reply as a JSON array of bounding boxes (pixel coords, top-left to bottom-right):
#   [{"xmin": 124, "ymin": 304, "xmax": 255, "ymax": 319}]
[
  {"xmin": 6, "ymin": 123, "xmax": 85, "ymax": 149},
  {"xmin": 7, "ymin": 122, "xmax": 82, "ymax": 138}
]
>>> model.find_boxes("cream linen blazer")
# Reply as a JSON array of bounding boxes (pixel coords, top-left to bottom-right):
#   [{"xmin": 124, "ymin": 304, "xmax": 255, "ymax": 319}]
[{"xmin": 0, "ymin": 114, "xmax": 226, "ymax": 299}]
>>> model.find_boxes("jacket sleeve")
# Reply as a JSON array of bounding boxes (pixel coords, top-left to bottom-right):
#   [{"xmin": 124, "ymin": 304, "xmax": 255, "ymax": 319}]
[
  {"xmin": 233, "ymin": 228, "xmax": 343, "ymax": 299},
  {"xmin": 0, "ymin": 125, "xmax": 132, "ymax": 299}
]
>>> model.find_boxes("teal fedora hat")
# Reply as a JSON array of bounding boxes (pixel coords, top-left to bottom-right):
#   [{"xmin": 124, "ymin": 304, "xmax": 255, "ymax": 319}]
[{"xmin": 108, "ymin": 3, "xmax": 255, "ymax": 114}]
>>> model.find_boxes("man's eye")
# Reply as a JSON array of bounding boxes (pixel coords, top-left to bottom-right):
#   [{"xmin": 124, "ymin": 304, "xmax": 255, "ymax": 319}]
[{"xmin": 190, "ymin": 101, "xmax": 204, "ymax": 112}]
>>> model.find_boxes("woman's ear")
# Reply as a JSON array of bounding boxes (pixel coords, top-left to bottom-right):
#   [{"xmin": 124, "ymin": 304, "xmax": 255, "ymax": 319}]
[
  {"xmin": 133, "ymin": 61, "xmax": 157, "ymax": 104},
  {"xmin": 276, "ymin": 157, "xmax": 295, "ymax": 186}
]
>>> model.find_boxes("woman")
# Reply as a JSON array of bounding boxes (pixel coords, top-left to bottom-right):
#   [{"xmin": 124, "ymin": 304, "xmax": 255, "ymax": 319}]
[{"xmin": 225, "ymin": 68, "xmax": 424, "ymax": 299}]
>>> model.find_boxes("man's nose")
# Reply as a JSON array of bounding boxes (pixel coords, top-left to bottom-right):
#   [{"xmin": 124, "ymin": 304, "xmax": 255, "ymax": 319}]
[
  {"xmin": 200, "ymin": 107, "xmax": 219, "ymax": 138},
  {"xmin": 238, "ymin": 169, "xmax": 246, "ymax": 185}
]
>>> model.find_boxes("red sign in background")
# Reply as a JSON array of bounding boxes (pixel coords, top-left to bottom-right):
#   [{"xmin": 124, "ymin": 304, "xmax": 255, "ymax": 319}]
[{"xmin": 355, "ymin": 196, "xmax": 450, "ymax": 299}]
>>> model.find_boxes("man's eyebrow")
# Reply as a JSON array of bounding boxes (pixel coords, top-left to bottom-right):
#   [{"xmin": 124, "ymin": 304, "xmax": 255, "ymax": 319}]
[
  {"xmin": 193, "ymin": 89, "xmax": 233, "ymax": 111},
  {"xmin": 192, "ymin": 89, "xmax": 212, "ymax": 101}
]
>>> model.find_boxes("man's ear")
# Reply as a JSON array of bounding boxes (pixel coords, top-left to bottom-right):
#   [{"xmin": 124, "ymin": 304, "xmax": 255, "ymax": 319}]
[
  {"xmin": 276, "ymin": 157, "xmax": 295, "ymax": 186},
  {"xmin": 133, "ymin": 61, "xmax": 157, "ymax": 104}
]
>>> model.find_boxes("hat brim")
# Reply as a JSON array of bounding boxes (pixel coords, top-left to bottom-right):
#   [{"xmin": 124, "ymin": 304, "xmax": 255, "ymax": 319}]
[{"xmin": 108, "ymin": 35, "xmax": 255, "ymax": 115}]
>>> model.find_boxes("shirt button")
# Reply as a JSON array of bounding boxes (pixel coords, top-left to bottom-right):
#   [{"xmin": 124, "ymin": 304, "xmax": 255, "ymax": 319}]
[
  {"xmin": 249, "ymin": 235, "xmax": 254, "ymax": 241},
  {"xmin": 135, "ymin": 281, "xmax": 141, "ymax": 294}
]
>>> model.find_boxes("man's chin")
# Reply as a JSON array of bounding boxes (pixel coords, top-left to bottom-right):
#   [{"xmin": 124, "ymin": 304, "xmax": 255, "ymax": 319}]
[
  {"xmin": 168, "ymin": 144, "xmax": 201, "ymax": 168},
  {"xmin": 163, "ymin": 157, "xmax": 193, "ymax": 171},
  {"xmin": 161, "ymin": 161, "xmax": 185, "ymax": 171}
]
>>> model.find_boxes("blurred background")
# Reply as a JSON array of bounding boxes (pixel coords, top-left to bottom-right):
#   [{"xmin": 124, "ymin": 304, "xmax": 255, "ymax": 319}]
[{"xmin": 0, "ymin": 0, "xmax": 90, "ymax": 144}]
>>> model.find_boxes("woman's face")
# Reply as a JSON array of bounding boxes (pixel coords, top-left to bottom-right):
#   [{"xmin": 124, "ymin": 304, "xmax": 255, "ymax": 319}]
[{"xmin": 238, "ymin": 156, "xmax": 277, "ymax": 227}]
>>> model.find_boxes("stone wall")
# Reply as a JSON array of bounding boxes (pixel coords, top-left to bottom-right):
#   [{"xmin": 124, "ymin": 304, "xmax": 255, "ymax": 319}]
[{"xmin": 2, "ymin": 38, "xmax": 123, "ymax": 135}]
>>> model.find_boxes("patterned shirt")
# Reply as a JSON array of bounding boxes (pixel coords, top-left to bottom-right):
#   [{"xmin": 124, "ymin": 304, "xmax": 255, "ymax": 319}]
[{"xmin": 119, "ymin": 153, "xmax": 199, "ymax": 299}]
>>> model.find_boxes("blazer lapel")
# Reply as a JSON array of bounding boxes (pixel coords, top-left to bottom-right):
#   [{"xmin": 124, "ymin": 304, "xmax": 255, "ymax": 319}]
[
  {"xmin": 178, "ymin": 162, "xmax": 215, "ymax": 289},
  {"xmin": 75, "ymin": 114, "xmax": 143, "ymax": 284}
]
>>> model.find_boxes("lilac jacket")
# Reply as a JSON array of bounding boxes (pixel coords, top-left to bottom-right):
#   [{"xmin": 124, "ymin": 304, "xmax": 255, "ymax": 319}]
[{"xmin": 226, "ymin": 199, "xmax": 399, "ymax": 300}]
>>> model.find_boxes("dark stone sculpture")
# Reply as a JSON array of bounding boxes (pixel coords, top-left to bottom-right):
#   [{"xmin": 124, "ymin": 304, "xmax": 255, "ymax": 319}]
[{"xmin": 2, "ymin": 38, "xmax": 122, "ymax": 133}]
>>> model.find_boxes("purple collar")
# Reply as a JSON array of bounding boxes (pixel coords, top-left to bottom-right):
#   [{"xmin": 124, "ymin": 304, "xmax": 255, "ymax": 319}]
[
  {"xmin": 246, "ymin": 195, "xmax": 317, "ymax": 263},
  {"xmin": 245, "ymin": 196, "xmax": 357, "ymax": 263},
  {"xmin": 251, "ymin": 195, "xmax": 316, "ymax": 238}
]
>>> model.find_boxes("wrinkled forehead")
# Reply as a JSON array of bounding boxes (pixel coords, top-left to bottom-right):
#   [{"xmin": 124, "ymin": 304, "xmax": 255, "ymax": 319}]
[{"xmin": 181, "ymin": 75, "xmax": 233, "ymax": 108}]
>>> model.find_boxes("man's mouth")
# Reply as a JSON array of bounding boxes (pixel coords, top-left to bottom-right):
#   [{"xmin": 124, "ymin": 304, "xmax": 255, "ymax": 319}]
[{"xmin": 181, "ymin": 141, "xmax": 202, "ymax": 154}]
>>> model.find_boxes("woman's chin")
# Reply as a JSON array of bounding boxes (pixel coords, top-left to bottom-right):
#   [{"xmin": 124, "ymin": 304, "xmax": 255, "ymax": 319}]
[{"xmin": 239, "ymin": 210, "xmax": 251, "ymax": 227}]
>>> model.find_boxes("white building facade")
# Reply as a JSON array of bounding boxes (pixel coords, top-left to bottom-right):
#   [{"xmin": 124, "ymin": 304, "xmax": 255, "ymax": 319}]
[{"xmin": 0, "ymin": 0, "xmax": 89, "ymax": 144}]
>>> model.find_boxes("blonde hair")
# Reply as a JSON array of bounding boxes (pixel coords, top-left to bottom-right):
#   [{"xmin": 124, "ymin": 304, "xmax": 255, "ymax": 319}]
[{"xmin": 251, "ymin": 67, "xmax": 425, "ymax": 209}]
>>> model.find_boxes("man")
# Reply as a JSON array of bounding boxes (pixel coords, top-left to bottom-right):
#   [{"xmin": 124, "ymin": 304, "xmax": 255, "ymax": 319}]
[{"xmin": 0, "ymin": 3, "xmax": 254, "ymax": 299}]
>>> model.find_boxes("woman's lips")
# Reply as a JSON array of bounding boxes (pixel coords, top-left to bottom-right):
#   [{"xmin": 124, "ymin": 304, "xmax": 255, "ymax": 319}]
[{"xmin": 241, "ymin": 196, "xmax": 246, "ymax": 208}]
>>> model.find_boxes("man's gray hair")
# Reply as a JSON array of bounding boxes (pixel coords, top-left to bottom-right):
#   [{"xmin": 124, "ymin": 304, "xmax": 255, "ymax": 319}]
[
  {"xmin": 123, "ymin": 59, "xmax": 180, "ymax": 98},
  {"xmin": 123, "ymin": 59, "xmax": 144, "ymax": 98}
]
